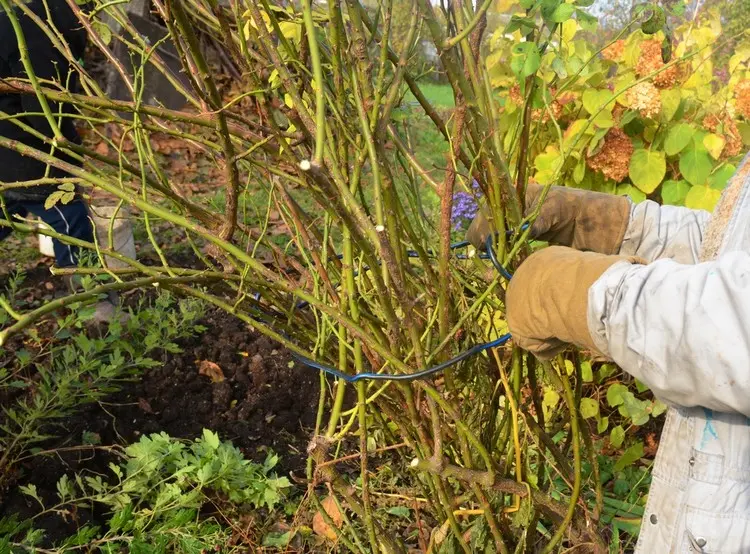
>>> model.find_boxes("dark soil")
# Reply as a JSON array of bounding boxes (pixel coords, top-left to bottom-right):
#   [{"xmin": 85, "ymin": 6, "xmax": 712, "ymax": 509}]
[{"xmin": 0, "ymin": 268, "xmax": 321, "ymax": 545}]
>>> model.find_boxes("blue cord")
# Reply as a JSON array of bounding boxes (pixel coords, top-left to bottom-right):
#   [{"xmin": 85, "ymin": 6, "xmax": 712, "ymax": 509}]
[
  {"xmin": 287, "ymin": 225, "xmax": 528, "ymax": 382},
  {"xmin": 485, "ymin": 235, "xmax": 514, "ymax": 280},
  {"xmin": 290, "ymin": 333, "xmax": 511, "ymax": 383}
]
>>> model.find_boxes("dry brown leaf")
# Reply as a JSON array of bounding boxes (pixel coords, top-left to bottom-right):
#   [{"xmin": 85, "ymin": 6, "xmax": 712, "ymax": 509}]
[
  {"xmin": 197, "ymin": 360, "xmax": 225, "ymax": 383},
  {"xmin": 138, "ymin": 397, "xmax": 154, "ymax": 414},
  {"xmin": 312, "ymin": 496, "xmax": 343, "ymax": 541},
  {"xmin": 94, "ymin": 141, "xmax": 110, "ymax": 156}
]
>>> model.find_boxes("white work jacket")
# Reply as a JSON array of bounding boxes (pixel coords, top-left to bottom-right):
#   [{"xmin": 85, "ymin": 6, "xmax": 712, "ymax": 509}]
[{"xmin": 588, "ymin": 153, "xmax": 750, "ymax": 553}]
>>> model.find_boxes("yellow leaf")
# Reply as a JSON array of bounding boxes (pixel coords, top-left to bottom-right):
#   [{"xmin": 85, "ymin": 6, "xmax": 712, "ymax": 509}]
[
  {"xmin": 284, "ymin": 93, "xmax": 294, "ymax": 109},
  {"xmin": 561, "ymin": 20, "xmax": 578, "ymax": 42},
  {"xmin": 703, "ymin": 133, "xmax": 726, "ymax": 160},
  {"xmin": 279, "ymin": 20, "xmax": 301, "ymax": 43},
  {"xmin": 685, "ymin": 186, "xmax": 721, "ymax": 211},
  {"xmin": 494, "ymin": 0, "xmax": 519, "ymax": 13},
  {"xmin": 564, "ymin": 359, "xmax": 575, "ymax": 376}
]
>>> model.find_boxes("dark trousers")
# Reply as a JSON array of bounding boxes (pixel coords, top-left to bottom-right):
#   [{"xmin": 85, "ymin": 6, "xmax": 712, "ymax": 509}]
[{"xmin": 0, "ymin": 197, "xmax": 94, "ymax": 267}]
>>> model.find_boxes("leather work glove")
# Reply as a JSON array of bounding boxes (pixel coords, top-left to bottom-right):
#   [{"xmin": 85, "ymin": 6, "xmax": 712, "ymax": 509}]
[
  {"xmin": 467, "ymin": 184, "xmax": 631, "ymax": 255},
  {"xmin": 506, "ymin": 246, "xmax": 645, "ymax": 359}
]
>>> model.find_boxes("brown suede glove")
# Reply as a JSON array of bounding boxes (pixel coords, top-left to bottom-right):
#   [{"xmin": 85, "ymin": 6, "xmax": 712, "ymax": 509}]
[
  {"xmin": 467, "ymin": 184, "xmax": 631, "ymax": 255},
  {"xmin": 506, "ymin": 246, "xmax": 645, "ymax": 359}
]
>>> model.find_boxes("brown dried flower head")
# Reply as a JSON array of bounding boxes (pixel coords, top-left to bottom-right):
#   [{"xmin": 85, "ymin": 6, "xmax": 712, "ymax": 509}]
[
  {"xmin": 702, "ymin": 113, "xmax": 743, "ymax": 160},
  {"xmin": 635, "ymin": 39, "xmax": 678, "ymax": 89},
  {"xmin": 735, "ymin": 80, "xmax": 750, "ymax": 120},
  {"xmin": 602, "ymin": 40, "xmax": 625, "ymax": 62},
  {"xmin": 626, "ymin": 81, "xmax": 661, "ymax": 119},
  {"xmin": 586, "ymin": 128, "xmax": 634, "ymax": 183}
]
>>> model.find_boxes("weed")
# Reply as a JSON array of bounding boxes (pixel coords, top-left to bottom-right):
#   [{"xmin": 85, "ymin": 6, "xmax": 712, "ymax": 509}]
[{"xmin": 3, "ymin": 431, "xmax": 289, "ymax": 553}]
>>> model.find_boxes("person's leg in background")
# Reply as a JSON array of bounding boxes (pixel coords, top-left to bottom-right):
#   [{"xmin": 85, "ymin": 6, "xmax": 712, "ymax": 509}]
[
  {"xmin": 24, "ymin": 197, "xmax": 128, "ymax": 327},
  {"xmin": 23, "ymin": 197, "xmax": 94, "ymax": 268}
]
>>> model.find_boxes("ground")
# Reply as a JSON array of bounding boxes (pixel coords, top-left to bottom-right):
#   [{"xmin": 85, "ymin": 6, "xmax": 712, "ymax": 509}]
[{"xmin": 0, "ymin": 258, "xmax": 323, "ymax": 545}]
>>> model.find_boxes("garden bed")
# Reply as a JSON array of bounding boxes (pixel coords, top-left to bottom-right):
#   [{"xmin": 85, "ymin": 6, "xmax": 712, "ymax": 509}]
[{"xmin": 0, "ymin": 264, "xmax": 321, "ymax": 547}]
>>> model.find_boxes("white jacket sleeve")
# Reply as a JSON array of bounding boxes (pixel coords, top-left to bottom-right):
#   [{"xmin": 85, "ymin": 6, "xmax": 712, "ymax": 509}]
[
  {"xmin": 588, "ymin": 252, "xmax": 750, "ymax": 416},
  {"xmin": 617, "ymin": 199, "xmax": 711, "ymax": 264}
]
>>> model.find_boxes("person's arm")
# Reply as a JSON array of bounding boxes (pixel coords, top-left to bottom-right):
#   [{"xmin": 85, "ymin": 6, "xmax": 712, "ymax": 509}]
[
  {"xmin": 617, "ymin": 200, "xmax": 711, "ymax": 264},
  {"xmin": 588, "ymin": 251, "xmax": 750, "ymax": 416},
  {"xmin": 468, "ymin": 185, "xmax": 711, "ymax": 263}
]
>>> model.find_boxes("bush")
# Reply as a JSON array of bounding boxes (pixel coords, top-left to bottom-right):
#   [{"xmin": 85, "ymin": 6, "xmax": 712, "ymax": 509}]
[{"xmin": 487, "ymin": 6, "xmax": 750, "ymax": 210}]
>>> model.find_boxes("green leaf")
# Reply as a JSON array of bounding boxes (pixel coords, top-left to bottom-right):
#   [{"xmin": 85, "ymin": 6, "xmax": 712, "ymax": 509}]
[
  {"xmin": 738, "ymin": 121, "xmax": 750, "ymax": 146},
  {"xmin": 580, "ymin": 398, "xmax": 599, "ymax": 419},
  {"xmin": 582, "ymin": 90, "xmax": 614, "ymax": 115},
  {"xmin": 581, "ymin": 360, "xmax": 593, "ymax": 382},
  {"xmin": 661, "ymin": 180, "xmax": 690, "ymax": 206},
  {"xmin": 685, "ymin": 186, "xmax": 721, "ymax": 211},
  {"xmin": 576, "ymin": 8, "xmax": 598, "ymax": 31},
  {"xmin": 202, "ymin": 429, "xmax": 220, "ymax": 450},
  {"xmin": 617, "ymin": 183, "xmax": 646, "ymax": 203},
  {"xmin": 651, "ymin": 400, "xmax": 667, "ymax": 417},
  {"xmin": 262, "ymin": 531, "xmax": 292, "ymax": 547},
  {"xmin": 597, "ymin": 416, "xmax": 609, "ymax": 433},
  {"xmin": 660, "ymin": 89, "xmax": 681, "ymax": 121},
  {"xmin": 20, "ymin": 484, "xmax": 42, "ymax": 506},
  {"xmin": 549, "ymin": 2, "xmax": 575, "ymax": 22},
  {"xmin": 511, "ymin": 43, "xmax": 541, "ymax": 78},
  {"xmin": 542, "ymin": 388, "xmax": 560, "ymax": 421},
  {"xmin": 664, "ymin": 123, "xmax": 695, "ymax": 156},
  {"xmin": 709, "ymin": 164, "xmax": 736, "ymax": 191},
  {"xmin": 606, "ymin": 383, "xmax": 628, "ymax": 407},
  {"xmin": 386, "ymin": 506, "xmax": 411, "ymax": 518},
  {"xmin": 680, "ymin": 145, "xmax": 713, "ymax": 186},
  {"xmin": 533, "ymin": 146, "xmax": 563, "ymax": 185},
  {"xmin": 613, "ymin": 441, "xmax": 644, "ymax": 472},
  {"xmin": 506, "ymin": 15, "xmax": 536, "ymax": 35},
  {"xmin": 610, "ymin": 425, "xmax": 625, "ymax": 448},
  {"xmin": 629, "ymin": 149, "xmax": 666, "ymax": 193},
  {"xmin": 551, "ymin": 56, "xmax": 568, "ymax": 78},
  {"xmin": 44, "ymin": 190, "xmax": 67, "ymax": 210},
  {"xmin": 703, "ymin": 133, "xmax": 726, "ymax": 160},
  {"xmin": 92, "ymin": 20, "xmax": 112, "ymax": 45},
  {"xmin": 573, "ymin": 157, "xmax": 586, "ymax": 184}
]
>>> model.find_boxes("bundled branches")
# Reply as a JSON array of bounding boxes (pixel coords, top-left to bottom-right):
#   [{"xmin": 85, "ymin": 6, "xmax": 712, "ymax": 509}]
[{"xmin": 0, "ymin": 0, "xmax": 664, "ymax": 550}]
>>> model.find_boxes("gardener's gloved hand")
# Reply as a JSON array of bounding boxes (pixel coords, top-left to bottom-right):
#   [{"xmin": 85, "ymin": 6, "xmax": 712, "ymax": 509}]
[
  {"xmin": 506, "ymin": 246, "xmax": 645, "ymax": 359},
  {"xmin": 467, "ymin": 184, "xmax": 631, "ymax": 255}
]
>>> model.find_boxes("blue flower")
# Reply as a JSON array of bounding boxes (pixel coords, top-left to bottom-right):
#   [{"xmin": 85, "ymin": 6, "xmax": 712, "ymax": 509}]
[{"xmin": 450, "ymin": 179, "xmax": 482, "ymax": 230}]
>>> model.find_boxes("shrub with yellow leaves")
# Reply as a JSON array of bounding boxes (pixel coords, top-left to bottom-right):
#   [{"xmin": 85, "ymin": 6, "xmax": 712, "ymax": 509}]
[{"xmin": 488, "ymin": 7, "xmax": 749, "ymax": 211}]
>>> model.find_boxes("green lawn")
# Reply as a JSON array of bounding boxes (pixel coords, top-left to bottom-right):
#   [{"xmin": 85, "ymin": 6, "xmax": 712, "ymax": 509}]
[{"xmin": 404, "ymin": 81, "xmax": 455, "ymax": 108}]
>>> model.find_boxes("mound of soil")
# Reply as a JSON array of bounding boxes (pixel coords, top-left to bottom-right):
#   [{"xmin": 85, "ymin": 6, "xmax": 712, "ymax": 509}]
[{"xmin": 113, "ymin": 308, "xmax": 320, "ymax": 465}]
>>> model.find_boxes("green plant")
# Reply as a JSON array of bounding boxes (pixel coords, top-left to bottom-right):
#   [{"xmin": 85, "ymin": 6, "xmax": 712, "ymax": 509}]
[
  {"xmin": 0, "ymin": 282, "xmax": 206, "ymax": 489},
  {"xmin": 3, "ymin": 430, "xmax": 289, "ymax": 553}
]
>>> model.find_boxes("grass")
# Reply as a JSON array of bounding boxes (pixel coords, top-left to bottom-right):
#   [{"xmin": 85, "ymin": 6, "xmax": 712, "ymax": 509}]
[{"xmin": 404, "ymin": 81, "xmax": 455, "ymax": 108}]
